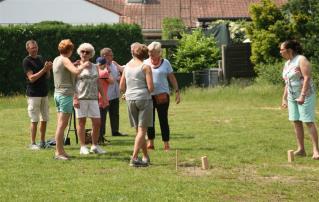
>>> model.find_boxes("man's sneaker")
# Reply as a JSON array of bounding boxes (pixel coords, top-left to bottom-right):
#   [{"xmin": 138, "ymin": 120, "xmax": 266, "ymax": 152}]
[
  {"xmin": 129, "ymin": 158, "xmax": 148, "ymax": 167},
  {"xmin": 90, "ymin": 145, "xmax": 106, "ymax": 154},
  {"xmin": 29, "ymin": 144, "xmax": 40, "ymax": 150},
  {"xmin": 80, "ymin": 146, "xmax": 90, "ymax": 155},
  {"xmin": 112, "ymin": 132, "xmax": 128, "ymax": 137},
  {"xmin": 39, "ymin": 141, "xmax": 46, "ymax": 149},
  {"xmin": 142, "ymin": 156, "xmax": 151, "ymax": 165}
]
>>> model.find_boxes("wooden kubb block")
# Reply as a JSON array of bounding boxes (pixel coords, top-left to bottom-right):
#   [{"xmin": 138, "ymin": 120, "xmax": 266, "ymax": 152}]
[
  {"xmin": 287, "ymin": 150, "xmax": 294, "ymax": 162},
  {"xmin": 201, "ymin": 156, "xmax": 209, "ymax": 170}
]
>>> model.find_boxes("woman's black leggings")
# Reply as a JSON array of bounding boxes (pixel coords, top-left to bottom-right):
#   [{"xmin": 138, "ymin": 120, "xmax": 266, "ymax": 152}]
[{"xmin": 147, "ymin": 95, "xmax": 170, "ymax": 142}]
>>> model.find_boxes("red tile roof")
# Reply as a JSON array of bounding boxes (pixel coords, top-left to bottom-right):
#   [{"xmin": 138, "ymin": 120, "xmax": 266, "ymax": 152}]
[{"xmin": 87, "ymin": 0, "xmax": 288, "ymax": 30}]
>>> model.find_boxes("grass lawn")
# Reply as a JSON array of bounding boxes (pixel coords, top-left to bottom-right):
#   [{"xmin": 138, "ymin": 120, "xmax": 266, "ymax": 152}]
[{"xmin": 1, "ymin": 82, "xmax": 319, "ymax": 201}]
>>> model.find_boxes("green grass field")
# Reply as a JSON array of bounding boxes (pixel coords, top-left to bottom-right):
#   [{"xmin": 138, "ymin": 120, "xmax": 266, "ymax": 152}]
[{"xmin": 1, "ymin": 82, "xmax": 319, "ymax": 201}]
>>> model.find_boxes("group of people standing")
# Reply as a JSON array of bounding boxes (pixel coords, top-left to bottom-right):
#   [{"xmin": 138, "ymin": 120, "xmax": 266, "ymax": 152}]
[{"xmin": 23, "ymin": 39, "xmax": 180, "ymax": 166}]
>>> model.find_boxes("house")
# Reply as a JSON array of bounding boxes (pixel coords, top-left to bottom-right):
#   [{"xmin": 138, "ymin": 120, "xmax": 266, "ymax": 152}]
[
  {"xmin": 0, "ymin": 0, "xmax": 119, "ymax": 25},
  {"xmin": 87, "ymin": 0, "xmax": 288, "ymax": 39}
]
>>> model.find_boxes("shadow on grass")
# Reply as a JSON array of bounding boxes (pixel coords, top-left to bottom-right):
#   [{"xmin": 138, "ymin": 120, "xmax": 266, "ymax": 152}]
[{"xmin": 171, "ymin": 133, "xmax": 195, "ymax": 139}]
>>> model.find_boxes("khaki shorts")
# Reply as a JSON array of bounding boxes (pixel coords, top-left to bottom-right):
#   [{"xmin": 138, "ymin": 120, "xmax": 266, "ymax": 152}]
[
  {"xmin": 126, "ymin": 99, "xmax": 153, "ymax": 128},
  {"xmin": 27, "ymin": 96, "xmax": 49, "ymax": 122},
  {"xmin": 75, "ymin": 100, "xmax": 100, "ymax": 118}
]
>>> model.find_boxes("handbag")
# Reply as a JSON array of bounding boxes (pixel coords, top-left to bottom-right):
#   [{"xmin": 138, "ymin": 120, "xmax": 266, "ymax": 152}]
[{"xmin": 154, "ymin": 93, "xmax": 168, "ymax": 104}]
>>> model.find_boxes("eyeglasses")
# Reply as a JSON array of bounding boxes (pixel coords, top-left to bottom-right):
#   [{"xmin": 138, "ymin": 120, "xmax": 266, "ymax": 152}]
[{"xmin": 81, "ymin": 50, "xmax": 91, "ymax": 54}]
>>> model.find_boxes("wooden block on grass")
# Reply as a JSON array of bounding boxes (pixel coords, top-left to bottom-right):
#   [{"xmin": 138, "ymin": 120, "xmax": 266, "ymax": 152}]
[
  {"xmin": 201, "ymin": 156, "xmax": 209, "ymax": 170},
  {"xmin": 288, "ymin": 150, "xmax": 294, "ymax": 162}
]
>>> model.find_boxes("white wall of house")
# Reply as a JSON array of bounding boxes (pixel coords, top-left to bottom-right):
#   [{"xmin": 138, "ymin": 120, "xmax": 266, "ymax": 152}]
[{"xmin": 0, "ymin": 0, "xmax": 119, "ymax": 25}]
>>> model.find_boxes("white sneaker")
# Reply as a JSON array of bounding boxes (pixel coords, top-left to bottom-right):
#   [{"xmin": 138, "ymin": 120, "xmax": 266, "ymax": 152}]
[
  {"xmin": 29, "ymin": 144, "xmax": 40, "ymax": 150},
  {"xmin": 90, "ymin": 145, "xmax": 106, "ymax": 154},
  {"xmin": 80, "ymin": 146, "xmax": 90, "ymax": 155}
]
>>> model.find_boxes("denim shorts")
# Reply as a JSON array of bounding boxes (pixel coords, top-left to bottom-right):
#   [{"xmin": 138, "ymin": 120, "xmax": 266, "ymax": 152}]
[
  {"xmin": 288, "ymin": 93, "xmax": 316, "ymax": 122},
  {"xmin": 54, "ymin": 93, "xmax": 73, "ymax": 114}
]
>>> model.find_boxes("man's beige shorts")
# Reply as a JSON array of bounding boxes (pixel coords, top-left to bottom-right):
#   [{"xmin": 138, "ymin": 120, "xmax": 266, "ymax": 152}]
[{"xmin": 27, "ymin": 96, "xmax": 49, "ymax": 122}]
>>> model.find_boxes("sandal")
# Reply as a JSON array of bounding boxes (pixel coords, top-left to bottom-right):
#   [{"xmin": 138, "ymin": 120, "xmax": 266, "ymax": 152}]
[
  {"xmin": 294, "ymin": 150, "xmax": 306, "ymax": 157},
  {"xmin": 54, "ymin": 154, "xmax": 70, "ymax": 161}
]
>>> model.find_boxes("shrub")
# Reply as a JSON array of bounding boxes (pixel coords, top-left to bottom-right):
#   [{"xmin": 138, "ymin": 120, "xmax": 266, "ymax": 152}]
[
  {"xmin": 0, "ymin": 23, "xmax": 143, "ymax": 95},
  {"xmin": 172, "ymin": 29, "xmax": 220, "ymax": 72},
  {"xmin": 254, "ymin": 62, "xmax": 284, "ymax": 85}
]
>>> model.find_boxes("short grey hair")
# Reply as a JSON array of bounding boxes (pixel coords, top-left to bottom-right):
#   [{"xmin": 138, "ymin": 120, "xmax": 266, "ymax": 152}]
[
  {"xmin": 77, "ymin": 43, "xmax": 95, "ymax": 58},
  {"xmin": 100, "ymin": 47, "xmax": 112, "ymax": 56},
  {"xmin": 26, "ymin": 40, "xmax": 37, "ymax": 49},
  {"xmin": 148, "ymin": 41, "xmax": 162, "ymax": 53}
]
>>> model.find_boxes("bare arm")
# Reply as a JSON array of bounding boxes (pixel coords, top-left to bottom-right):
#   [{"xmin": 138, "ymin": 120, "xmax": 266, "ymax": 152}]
[
  {"xmin": 62, "ymin": 57, "xmax": 88, "ymax": 75},
  {"xmin": 296, "ymin": 56, "xmax": 311, "ymax": 104},
  {"xmin": 26, "ymin": 61, "xmax": 52, "ymax": 83},
  {"xmin": 144, "ymin": 65, "xmax": 154, "ymax": 93},
  {"xmin": 168, "ymin": 72, "xmax": 180, "ymax": 104},
  {"xmin": 112, "ymin": 60, "xmax": 124, "ymax": 73},
  {"xmin": 119, "ymin": 69, "xmax": 126, "ymax": 93},
  {"xmin": 281, "ymin": 85, "xmax": 288, "ymax": 108}
]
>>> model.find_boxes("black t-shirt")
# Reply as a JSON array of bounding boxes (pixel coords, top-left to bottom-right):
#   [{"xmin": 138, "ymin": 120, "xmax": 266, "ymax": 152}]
[{"xmin": 22, "ymin": 55, "xmax": 49, "ymax": 97}]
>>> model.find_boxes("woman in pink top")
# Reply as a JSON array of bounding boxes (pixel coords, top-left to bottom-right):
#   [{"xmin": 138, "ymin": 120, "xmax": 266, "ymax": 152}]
[{"xmin": 96, "ymin": 56, "xmax": 114, "ymax": 144}]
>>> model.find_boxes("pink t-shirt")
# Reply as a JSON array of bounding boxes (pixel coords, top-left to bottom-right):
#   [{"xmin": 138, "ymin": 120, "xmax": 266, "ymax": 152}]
[{"xmin": 98, "ymin": 68, "xmax": 110, "ymax": 108}]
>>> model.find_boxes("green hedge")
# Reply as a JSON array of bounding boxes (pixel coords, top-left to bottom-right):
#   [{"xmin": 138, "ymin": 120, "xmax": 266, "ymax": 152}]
[{"xmin": 0, "ymin": 23, "xmax": 143, "ymax": 95}]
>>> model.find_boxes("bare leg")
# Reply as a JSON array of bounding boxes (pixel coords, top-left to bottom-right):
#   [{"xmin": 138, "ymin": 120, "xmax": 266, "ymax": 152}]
[
  {"xmin": 39, "ymin": 121, "xmax": 47, "ymax": 142},
  {"xmin": 55, "ymin": 112, "xmax": 70, "ymax": 156},
  {"xmin": 30, "ymin": 122, "xmax": 38, "ymax": 144},
  {"xmin": 91, "ymin": 118, "xmax": 101, "ymax": 145},
  {"xmin": 293, "ymin": 121, "xmax": 305, "ymax": 155},
  {"xmin": 77, "ymin": 118, "xmax": 87, "ymax": 146},
  {"xmin": 305, "ymin": 122, "xmax": 319, "ymax": 159},
  {"xmin": 164, "ymin": 141, "xmax": 170, "ymax": 151},
  {"xmin": 132, "ymin": 127, "xmax": 148, "ymax": 159}
]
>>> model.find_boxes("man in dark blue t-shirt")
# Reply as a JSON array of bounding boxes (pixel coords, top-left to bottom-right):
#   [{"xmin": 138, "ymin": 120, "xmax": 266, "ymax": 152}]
[{"xmin": 22, "ymin": 40, "xmax": 52, "ymax": 150}]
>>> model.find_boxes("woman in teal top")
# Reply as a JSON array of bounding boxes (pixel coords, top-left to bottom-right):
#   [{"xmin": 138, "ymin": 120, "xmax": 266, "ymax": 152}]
[{"xmin": 280, "ymin": 40, "xmax": 319, "ymax": 160}]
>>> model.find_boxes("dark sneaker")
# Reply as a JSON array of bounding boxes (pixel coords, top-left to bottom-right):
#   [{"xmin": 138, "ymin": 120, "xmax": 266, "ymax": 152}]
[
  {"xmin": 129, "ymin": 158, "xmax": 148, "ymax": 167},
  {"xmin": 39, "ymin": 141, "xmax": 46, "ymax": 149},
  {"xmin": 112, "ymin": 132, "xmax": 128, "ymax": 137}
]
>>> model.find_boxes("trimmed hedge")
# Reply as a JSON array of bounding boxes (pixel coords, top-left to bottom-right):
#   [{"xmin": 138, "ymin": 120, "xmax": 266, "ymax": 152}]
[{"xmin": 0, "ymin": 23, "xmax": 143, "ymax": 95}]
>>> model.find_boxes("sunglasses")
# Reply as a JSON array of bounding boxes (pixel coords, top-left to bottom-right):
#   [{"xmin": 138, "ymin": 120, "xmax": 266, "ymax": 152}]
[{"xmin": 81, "ymin": 50, "xmax": 91, "ymax": 54}]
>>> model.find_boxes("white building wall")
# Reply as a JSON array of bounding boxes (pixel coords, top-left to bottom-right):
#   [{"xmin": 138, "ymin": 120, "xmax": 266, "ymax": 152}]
[{"xmin": 0, "ymin": 0, "xmax": 119, "ymax": 25}]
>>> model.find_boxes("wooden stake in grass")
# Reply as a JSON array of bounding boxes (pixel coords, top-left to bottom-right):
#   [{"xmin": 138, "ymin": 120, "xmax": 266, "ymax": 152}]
[
  {"xmin": 288, "ymin": 150, "xmax": 294, "ymax": 162},
  {"xmin": 201, "ymin": 156, "xmax": 209, "ymax": 170},
  {"xmin": 175, "ymin": 149, "xmax": 178, "ymax": 171}
]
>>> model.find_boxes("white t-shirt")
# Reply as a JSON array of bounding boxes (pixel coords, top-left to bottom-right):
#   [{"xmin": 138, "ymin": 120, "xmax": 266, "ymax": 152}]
[{"xmin": 144, "ymin": 58, "xmax": 173, "ymax": 95}]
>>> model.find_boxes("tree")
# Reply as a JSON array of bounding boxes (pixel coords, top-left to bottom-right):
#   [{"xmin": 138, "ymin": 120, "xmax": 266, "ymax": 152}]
[
  {"xmin": 246, "ymin": 0, "xmax": 292, "ymax": 64},
  {"xmin": 283, "ymin": 0, "xmax": 319, "ymax": 62}
]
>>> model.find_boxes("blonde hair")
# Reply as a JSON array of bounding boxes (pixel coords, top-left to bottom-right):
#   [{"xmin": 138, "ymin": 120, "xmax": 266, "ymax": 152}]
[
  {"xmin": 148, "ymin": 41, "xmax": 162, "ymax": 54},
  {"xmin": 58, "ymin": 39, "xmax": 74, "ymax": 54},
  {"xmin": 77, "ymin": 43, "xmax": 95, "ymax": 58}
]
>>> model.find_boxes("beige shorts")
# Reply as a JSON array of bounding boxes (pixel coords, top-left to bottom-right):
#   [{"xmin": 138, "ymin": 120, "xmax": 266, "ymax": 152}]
[
  {"xmin": 27, "ymin": 96, "xmax": 49, "ymax": 122},
  {"xmin": 75, "ymin": 100, "xmax": 100, "ymax": 118},
  {"xmin": 127, "ymin": 99, "xmax": 153, "ymax": 128}
]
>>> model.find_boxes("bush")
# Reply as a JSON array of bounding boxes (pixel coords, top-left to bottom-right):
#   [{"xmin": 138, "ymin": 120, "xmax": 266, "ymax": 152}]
[
  {"xmin": 172, "ymin": 29, "xmax": 220, "ymax": 72},
  {"xmin": 0, "ymin": 23, "xmax": 143, "ymax": 95},
  {"xmin": 254, "ymin": 62, "xmax": 284, "ymax": 85}
]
